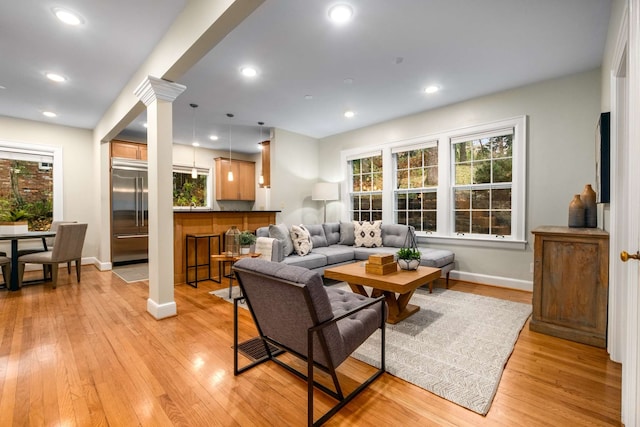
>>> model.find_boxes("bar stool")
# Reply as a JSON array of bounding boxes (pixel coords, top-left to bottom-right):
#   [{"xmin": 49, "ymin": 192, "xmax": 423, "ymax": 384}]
[{"xmin": 185, "ymin": 233, "xmax": 221, "ymax": 288}]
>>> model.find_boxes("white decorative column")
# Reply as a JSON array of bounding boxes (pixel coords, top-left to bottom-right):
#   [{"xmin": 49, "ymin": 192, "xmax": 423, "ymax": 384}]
[{"xmin": 134, "ymin": 76, "xmax": 186, "ymax": 319}]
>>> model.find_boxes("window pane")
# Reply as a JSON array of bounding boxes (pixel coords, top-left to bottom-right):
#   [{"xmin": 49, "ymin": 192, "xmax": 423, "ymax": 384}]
[
  {"xmin": 0, "ymin": 159, "xmax": 54, "ymax": 230},
  {"xmin": 423, "ymin": 211, "xmax": 437, "ymax": 232},
  {"xmin": 424, "ymin": 166, "xmax": 438, "ymax": 187},
  {"xmin": 473, "ymin": 138, "xmax": 491, "ymax": 160},
  {"xmin": 352, "ymin": 160, "xmax": 361, "ymax": 175},
  {"xmin": 493, "ymin": 158, "xmax": 512, "ymax": 183},
  {"xmin": 473, "ymin": 160, "xmax": 492, "ymax": 184},
  {"xmin": 371, "ymin": 194, "xmax": 382, "ymax": 210},
  {"xmin": 471, "ymin": 210, "xmax": 490, "ymax": 234},
  {"xmin": 351, "ymin": 196, "xmax": 360, "ymax": 211},
  {"xmin": 408, "ymin": 211, "xmax": 421, "ymax": 230},
  {"xmin": 492, "ymin": 188, "xmax": 511, "ymax": 209},
  {"xmin": 173, "ymin": 172, "xmax": 207, "ymax": 207},
  {"xmin": 397, "ymin": 170, "xmax": 408, "ymax": 189},
  {"xmin": 492, "ymin": 135, "xmax": 513, "ymax": 158},
  {"xmin": 455, "ymin": 163, "xmax": 472, "ymax": 185},
  {"xmin": 422, "ymin": 192, "xmax": 437, "ymax": 210},
  {"xmin": 425, "ymin": 147, "xmax": 438, "ymax": 166},
  {"xmin": 472, "ymin": 189, "xmax": 490, "ymax": 209},
  {"xmin": 371, "ymin": 211, "xmax": 382, "ymax": 221},
  {"xmin": 455, "ymin": 211, "xmax": 470, "ymax": 234},
  {"xmin": 372, "ymin": 172, "xmax": 383, "ymax": 191},
  {"xmin": 397, "ymin": 152, "xmax": 408, "ymax": 169},
  {"xmin": 362, "ymin": 158, "xmax": 371, "ymax": 173},
  {"xmin": 409, "ymin": 150, "xmax": 422, "ymax": 168},
  {"xmin": 361, "ymin": 195, "xmax": 371, "ymax": 210},
  {"xmin": 409, "ymin": 169, "xmax": 422, "ymax": 188},
  {"xmin": 353, "ymin": 175, "xmax": 362, "ymax": 192},
  {"xmin": 397, "ymin": 193, "xmax": 407, "ymax": 210},
  {"xmin": 454, "ymin": 141, "xmax": 471, "ymax": 162},
  {"xmin": 408, "ymin": 193, "xmax": 421, "ymax": 209},
  {"xmin": 454, "ymin": 189, "xmax": 471, "ymax": 209},
  {"xmin": 372, "ymin": 155, "xmax": 383, "ymax": 172},
  {"xmin": 492, "ymin": 211, "xmax": 512, "ymax": 235}
]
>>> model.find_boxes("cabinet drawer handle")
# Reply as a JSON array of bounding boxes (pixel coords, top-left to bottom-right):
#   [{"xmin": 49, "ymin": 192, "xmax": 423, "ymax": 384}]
[{"xmin": 620, "ymin": 251, "xmax": 640, "ymax": 262}]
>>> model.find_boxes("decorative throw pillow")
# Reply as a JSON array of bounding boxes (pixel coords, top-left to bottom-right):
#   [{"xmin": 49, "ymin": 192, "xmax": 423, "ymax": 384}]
[
  {"xmin": 338, "ymin": 221, "xmax": 355, "ymax": 246},
  {"xmin": 269, "ymin": 223, "xmax": 294, "ymax": 256},
  {"xmin": 290, "ymin": 224, "xmax": 313, "ymax": 256},
  {"xmin": 353, "ymin": 220, "xmax": 383, "ymax": 248},
  {"xmin": 303, "ymin": 224, "xmax": 328, "ymax": 248}
]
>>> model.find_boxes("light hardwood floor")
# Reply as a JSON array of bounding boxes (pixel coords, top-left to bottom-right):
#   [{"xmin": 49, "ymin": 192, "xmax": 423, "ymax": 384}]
[{"xmin": 0, "ymin": 267, "xmax": 622, "ymax": 426}]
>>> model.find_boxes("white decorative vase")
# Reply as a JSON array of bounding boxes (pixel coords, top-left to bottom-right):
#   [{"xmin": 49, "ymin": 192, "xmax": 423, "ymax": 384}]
[
  {"xmin": 0, "ymin": 221, "xmax": 28, "ymax": 235},
  {"xmin": 240, "ymin": 246, "xmax": 250, "ymax": 255},
  {"xmin": 398, "ymin": 259, "xmax": 420, "ymax": 270}
]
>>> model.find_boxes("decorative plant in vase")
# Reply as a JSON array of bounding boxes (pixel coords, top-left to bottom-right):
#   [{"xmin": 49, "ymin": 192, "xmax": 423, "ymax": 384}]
[
  {"xmin": 238, "ymin": 230, "xmax": 257, "ymax": 254},
  {"xmin": 396, "ymin": 247, "xmax": 421, "ymax": 270}
]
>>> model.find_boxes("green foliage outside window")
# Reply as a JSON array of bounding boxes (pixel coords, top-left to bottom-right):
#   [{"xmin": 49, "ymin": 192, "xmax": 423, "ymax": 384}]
[
  {"xmin": 173, "ymin": 172, "xmax": 207, "ymax": 207},
  {"xmin": 0, "ymin": 160, "xmax": 53, "ymax": 230}
]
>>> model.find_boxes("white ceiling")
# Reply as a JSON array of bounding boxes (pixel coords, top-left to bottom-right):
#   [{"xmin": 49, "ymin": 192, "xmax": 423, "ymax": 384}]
[{"xmin": 1, "ymin": 0, "xmax": 612, "ymax": 154}]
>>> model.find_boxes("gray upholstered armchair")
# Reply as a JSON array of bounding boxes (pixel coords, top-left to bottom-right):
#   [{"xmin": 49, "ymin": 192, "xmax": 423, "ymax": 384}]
[
  {"xmin": 232, "ymin": 258, "xmax": 386, "ymax": 427},
  {"xmin": 17, "ymin": 223, "xmax": 88, "ymax": 288}
]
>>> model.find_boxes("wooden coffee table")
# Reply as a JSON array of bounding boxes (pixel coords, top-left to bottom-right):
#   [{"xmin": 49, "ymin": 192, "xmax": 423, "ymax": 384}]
[{"xmin": 324, "ymin": 262, "xmax": 441, "ymax": 324}]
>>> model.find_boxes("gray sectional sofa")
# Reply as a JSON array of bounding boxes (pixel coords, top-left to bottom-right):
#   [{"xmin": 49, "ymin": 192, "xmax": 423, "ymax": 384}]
[{"xmin": 255, "ymin": 222, "xmax": 455, "ymax": 284}]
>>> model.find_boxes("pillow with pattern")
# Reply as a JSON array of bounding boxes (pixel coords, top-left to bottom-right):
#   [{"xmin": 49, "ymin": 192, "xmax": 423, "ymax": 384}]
[
  {"xmin": 290, "ymin": 224, "xmax": 313, "ymax": 256},
  {"xmin": 353, "ymin": 220, "xmax": 383, "ymax": 248}
]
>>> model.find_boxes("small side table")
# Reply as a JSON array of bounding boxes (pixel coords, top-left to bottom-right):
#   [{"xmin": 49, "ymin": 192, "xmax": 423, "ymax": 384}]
[
  {"xmin": 211, "ymin": 253, "xmax": 260, "ymax": 298},
  {"xmin": 186, "ymin": 233, "xmax": 221, "ymax": 288}
]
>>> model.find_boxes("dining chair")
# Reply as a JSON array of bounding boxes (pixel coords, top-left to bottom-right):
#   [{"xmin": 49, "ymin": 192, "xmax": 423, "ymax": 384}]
[
  {"xmin": 16, "ymin": 220, "xmax": 77, "ymax": 260},
  {"xmin": 17, "ymin": 223, "xmax": 88, "ymax": 288},
  {"xmin": 0, "ymin": 255, "xmax": 10, "ymax": 287}
]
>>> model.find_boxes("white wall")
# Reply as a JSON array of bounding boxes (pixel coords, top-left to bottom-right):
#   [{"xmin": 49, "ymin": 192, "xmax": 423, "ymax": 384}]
[
  {"xmin": 270, "ymin": 128, "xmax": 320, "ymax": 226},
  {"xmin": 316, "ymin": 68, "xmax": 602, "ymax": 289},
  {"xmin": 0, "ymin": 116, "xmax": 96, "ymax": 257}
]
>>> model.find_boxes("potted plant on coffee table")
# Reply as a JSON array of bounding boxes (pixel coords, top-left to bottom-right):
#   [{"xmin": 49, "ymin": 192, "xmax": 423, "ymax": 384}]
[
  {"xmin": 239, "ymin": 230, "xmax": 257, "ymax": 254},
  {"xmin": 397, "ymin": 247, "xmax": 421, "ymax": 270}
]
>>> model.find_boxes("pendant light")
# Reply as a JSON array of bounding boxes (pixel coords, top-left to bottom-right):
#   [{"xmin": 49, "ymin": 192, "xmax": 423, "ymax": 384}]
[
  {"xmin": 258, "ymin": 121, "xmax": 265, "ymax": 185},
  {"xmin": 190, "ymin": 103, "xmax": 198, "ymax": 178},
  {"xmin": 227, "ymin": 113, "xmax": 234, "ymax": 182}
]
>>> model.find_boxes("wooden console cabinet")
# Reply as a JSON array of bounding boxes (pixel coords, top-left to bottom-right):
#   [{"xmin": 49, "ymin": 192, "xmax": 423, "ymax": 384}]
[{"xmin": 531, "ymin": 226, "xmax": 609, "ymax": 348}]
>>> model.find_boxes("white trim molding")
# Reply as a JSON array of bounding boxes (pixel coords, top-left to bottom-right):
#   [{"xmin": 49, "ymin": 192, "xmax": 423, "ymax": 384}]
[
  {"xmin": 146, "ymin": 299, "xmax": 177, "ymax": 320},
  {"xmin": 450, "ymin": 270, "xmax": 533, "ymax": 292}
]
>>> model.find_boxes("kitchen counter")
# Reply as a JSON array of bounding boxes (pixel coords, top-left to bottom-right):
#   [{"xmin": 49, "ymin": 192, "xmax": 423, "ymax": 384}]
[{"xmin": 173, "ymin": 210, "xmax": 279, "ymax": 284}]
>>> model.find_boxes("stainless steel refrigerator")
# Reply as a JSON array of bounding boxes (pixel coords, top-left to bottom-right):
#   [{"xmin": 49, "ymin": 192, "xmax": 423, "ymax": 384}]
[{"xmin": 111, "ymin": 158, "xmax": 148, "ymax": 264}]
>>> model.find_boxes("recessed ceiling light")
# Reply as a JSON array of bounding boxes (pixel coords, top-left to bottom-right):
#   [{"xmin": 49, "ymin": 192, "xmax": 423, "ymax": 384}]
[
  {"xmin": 53, "ymin": 8, "xmax": 83, "ymax": 26},
  {"xmin": 0, "ymin": 85, "xmax": 6, "ymax": 90},
  {"xmin": 344, "ymin": 110, "xmax": 355, "ymax": 118},
  {"xmin": 240, "ymin": 67, "xmax": 258, "ymax": 77},
  {"xmin": 304, "ymin": 95, "xmax": 313, "ymax": 100},
  {"xmin": 192, "ymin": 142, "xmax": 200, "ymax": 147},
  {"xmin": 209, "ymin": 135, "xmax": 219, "ymax": 141},
  {"xmin": 329, "ymin": 4, "xmax": 353, "ymax": 24},
  {"xmin": 424, "ymin": 85, "xmax": 439, "ymax": 94},
  {"xmin": 43, "ymin": 111, "xmax": 57, "ymax": 118},
  {"xmin": 45, "ymin": 72, "xmax": 66, "ymax": 83}
]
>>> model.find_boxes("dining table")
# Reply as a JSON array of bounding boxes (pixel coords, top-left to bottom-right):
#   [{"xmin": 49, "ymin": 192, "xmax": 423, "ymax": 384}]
[{"xmin": 0, "ymin": 231, "xmax": 56, "ymax": 291}]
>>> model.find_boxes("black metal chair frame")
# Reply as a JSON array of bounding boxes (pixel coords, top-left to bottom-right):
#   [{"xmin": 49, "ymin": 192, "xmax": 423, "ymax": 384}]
[{"xmin": 232, "ymin": 268, "xmax": 386, "ymax": 427}]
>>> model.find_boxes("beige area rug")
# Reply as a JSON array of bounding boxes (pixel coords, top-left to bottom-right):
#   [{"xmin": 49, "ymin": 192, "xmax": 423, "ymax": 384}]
[
  {"xmin": 112, "ymin": 263, "xmax": 149, "ymax": 283},
  {"xmin": 210, "ymin": 283, "xmax": 531, "ymax": 415}
]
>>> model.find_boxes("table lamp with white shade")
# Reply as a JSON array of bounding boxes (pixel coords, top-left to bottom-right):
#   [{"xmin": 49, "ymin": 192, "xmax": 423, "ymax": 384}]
[{"xmin": 312, "ymin": 182, "xmax": 339, "ymax": 223}]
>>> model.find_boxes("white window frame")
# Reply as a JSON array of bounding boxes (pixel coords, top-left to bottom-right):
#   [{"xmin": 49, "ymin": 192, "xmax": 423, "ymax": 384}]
[
  {"xmin": 339, "ymin": 116, "xmax": 527, "ymax": 249},
  {"xmin": 0, "ymin": 140, "xmax": 63, "ymax": 219},
  {"xmin": 345, "ymin": 151, "xmax": 384, "ymax": 221}
]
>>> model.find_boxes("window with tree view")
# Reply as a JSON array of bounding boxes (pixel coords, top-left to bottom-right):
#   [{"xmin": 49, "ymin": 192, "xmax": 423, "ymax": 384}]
[
  {"xmin": 394, "ymin": 144, "xmax": 438, "ymax": 232},
  {"xmin": 452, "ymin": 132, "xmax": 512, "ymax": 236},
  {"xmin": 349, "ymin": 154, "xmax": 382, "ymax": 221},
  {"xmin": 0, "ymin": 158, "xmax": 54, "ymax": 231},
  {"xmin": 173, "ymin": 171, "xmax": 207, "ymax": 207}
]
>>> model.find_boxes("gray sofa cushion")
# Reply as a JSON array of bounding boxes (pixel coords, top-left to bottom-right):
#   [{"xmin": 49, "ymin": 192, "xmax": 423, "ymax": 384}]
[
  {"xmin": 381, "ymin": 224, "xmax": 412, "ymax": 247},
  {"xmin": 312, "ymin": 245, "xmax": 356, "ymax": 265},
  {"xmin": 304, "ymin": 224, "xmax": 328, "ymax": 248},
  {"xmin": 338, "ymin": 221, "xmax": 355, "ymax": 245},
  {"xmin": 282, "ymin": 252, "xmax": 328, "ymax": 270},
  {"xmin": 256, "ymin": 226, "xmax": 269, "ymax": 238},
  {"xmin": 269, "ymin": 223, "xmax": 294, "ymax": 256},
  {"xmin": 419, "ymin": 248, "xmax": 456, "ymax": 268},
  {"xmin": 322, "ymin": 222, "xmax": 341, "ymax": 245}
]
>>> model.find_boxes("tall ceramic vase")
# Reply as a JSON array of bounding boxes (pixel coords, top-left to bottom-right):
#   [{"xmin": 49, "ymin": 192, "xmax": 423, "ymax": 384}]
[
  {"xmin": 568, "ymin": 194, "xmax": 585, "ymax": 228},
  {"xmin": 581, "ymin": 184, "xmax": 597, "ymax": 228}
]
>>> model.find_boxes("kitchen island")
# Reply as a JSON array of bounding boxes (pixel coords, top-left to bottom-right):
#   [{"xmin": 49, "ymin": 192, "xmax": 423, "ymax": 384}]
[{"xmin": 173, "ymin": 210, "xmax": 279, "ymax": 284}]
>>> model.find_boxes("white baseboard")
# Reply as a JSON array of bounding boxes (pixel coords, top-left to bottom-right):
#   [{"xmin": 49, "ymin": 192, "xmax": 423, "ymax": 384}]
[
  {"xmin": 146, "ymin": 299, "xmax": 177, "ymax": 320},
  {"xmin": 89, "ymin": 258, "xmax": 112, "ymax": 271},
  {"xmin": 450, "ymin": 270, "xmax": 533, "ymax": 292}
]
